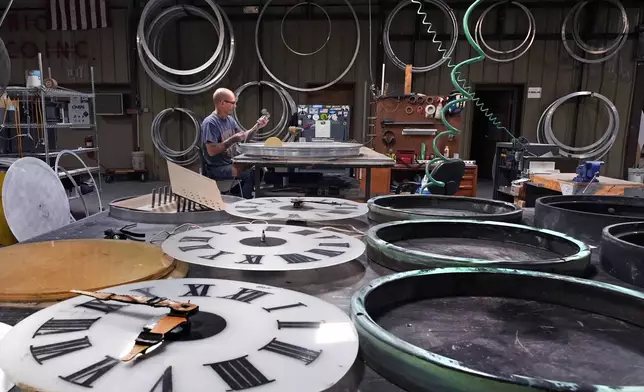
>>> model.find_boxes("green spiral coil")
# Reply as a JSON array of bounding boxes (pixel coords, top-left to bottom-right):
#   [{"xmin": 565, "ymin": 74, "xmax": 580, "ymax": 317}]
[{"xmin": 412, "ymin": 0, "xmax": 515, "ymax": 190}]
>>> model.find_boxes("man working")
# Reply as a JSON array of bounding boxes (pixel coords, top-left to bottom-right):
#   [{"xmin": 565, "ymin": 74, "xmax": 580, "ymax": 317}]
[{"xmin": 201, "ymin": 88, "xmax": 269, "ymax": 199}]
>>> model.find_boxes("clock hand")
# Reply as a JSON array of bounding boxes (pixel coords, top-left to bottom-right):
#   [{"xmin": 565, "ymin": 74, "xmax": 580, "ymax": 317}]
[
  {"xmin": 70, "ymin": 289, "xmax": 199, "ymax": 313},
  {"xmin": 120, "ymin": 313, "xmax": 189, "ymax": 362},
  {"xmin": 291, "ymin": 199, "xmax": 341, "ymax": 208}
]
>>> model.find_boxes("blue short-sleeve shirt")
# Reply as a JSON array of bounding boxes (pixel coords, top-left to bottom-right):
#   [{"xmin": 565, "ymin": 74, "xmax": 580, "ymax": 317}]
[{"xmin": 201, "ymin": 112, "xmax": 241, "ymax": 168}]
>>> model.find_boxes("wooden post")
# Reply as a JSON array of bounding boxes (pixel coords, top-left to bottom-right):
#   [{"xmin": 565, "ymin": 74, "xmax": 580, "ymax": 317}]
[{"xmin": 404, "ymin": 64, "xmax": 412, "ymax": 95}]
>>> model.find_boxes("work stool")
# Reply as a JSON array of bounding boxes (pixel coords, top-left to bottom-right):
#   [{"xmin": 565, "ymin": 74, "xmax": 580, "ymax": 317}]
[{"xmin": 396, "ymin": 159, "xmax": 466, "ymax": 195}]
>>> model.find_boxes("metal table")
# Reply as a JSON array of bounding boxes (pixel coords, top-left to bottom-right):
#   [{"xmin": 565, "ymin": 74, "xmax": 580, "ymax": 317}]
[
  {"xmin": 232, "ymin": 146, "xmax": 395, "ymax": 202},
  {"xmin": 1, "ymin": 208, "xmax": 640, "ymax": 391}
]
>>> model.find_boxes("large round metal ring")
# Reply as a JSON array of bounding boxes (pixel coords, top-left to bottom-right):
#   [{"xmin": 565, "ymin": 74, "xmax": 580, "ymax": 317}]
[
  {"xmin": 367, "ymin": 194, "xmax": 523, "ymax": 223},
  {"xmin": 255, "ymin": 0, "xmax": 360, "ymax": 92},
  {"xmin": 281, "ymin": 2, "xmax": 331, "ymax": 56},
  {"xmin": 572, "ymin": 0, "xmax": 627, "ymax": 55},
  {"xmin": 366, "ymin": 219, "xmax": 591, "ymax": 275},
  {"xmin": 232, "ymin": 81, "xmax": 297, "ymax": 141},
  {"xmin": 137, "ymin": 4, "xmax": 235, "ymax": 95},
  {"xmin": 542, "ymin": 91, "xmax": 619, "ymax": 160},
  {"xmin": 383, "ymin": 0, "xmax": 458, "ymax": 72},
  {"xmin": 137, "ymin": 0, "xmax": 224, "ymax": 76},
  {"xmin": 238, "ymin": 142, "xmax": 361, "ymax": 158},
  {"xmin": 474, "ymin": 1, "xmax": 535, "ymax": 63},
  {"xmin": 561, "ymin": 0, "xmax": 628, "ymax": 64},
  {"xmin": 351, "ymin": 267, "xmax": 644, "ymax": 392},
  {"xmin": 601, "ymin": 222, "xmax": 644, "ymax": 288},
  {"xmin": 535, "ymin": 195, "xmax": 644, "ymax": 245}
]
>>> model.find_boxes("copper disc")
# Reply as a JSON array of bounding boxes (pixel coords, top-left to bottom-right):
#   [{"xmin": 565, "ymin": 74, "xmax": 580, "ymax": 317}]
[{"xmin": 0, "ymin": 239, "xmax": 177, "ymax": 302}]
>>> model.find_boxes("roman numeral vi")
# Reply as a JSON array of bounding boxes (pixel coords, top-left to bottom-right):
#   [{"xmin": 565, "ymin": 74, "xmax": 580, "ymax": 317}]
[{"xmin": 205, "ymin": 355, "xmax": 275, "ymax": 391}]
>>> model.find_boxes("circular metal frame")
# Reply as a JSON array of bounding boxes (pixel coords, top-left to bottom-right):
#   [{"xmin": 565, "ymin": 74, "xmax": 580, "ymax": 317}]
[
  {"xmin": 534, "ymin": 195, "xmax": 644, "ymax": 245},
  {"xmin": 238, "ymin": 142, "xmax": 362, "ymax": 158},
  {"xmin": 281, "ymin": 2, "xmax": 331, "ymax": 56},
  {"xmin": 366, "ymin": 219, "xmax": 591, "ymax": 275},
  {"xmin": 137, "ymin": 0, "xmax": 224, "ymax": 76},
  {"xmin": 367, "ymin": 194, "xmax": 523, "ymax": 223},
  {"xmin": 109, "ymin": 195, "xmax": 242, "ymax": 224},
  {"xmin": 151, "ymin": 107, "xmax": 201, "ymax": 165},
  {"xmin": 255, "ymin": 0, "xmax": 360, "ymax": 92},
  {"xmin": 232, "ymin": 81, "xmax": 297, "ymax": 141},
  {"xmin": 561, "ymin": 0, "xmax": 628, "ymax": 64},
  {"xmin": 351, "ymin": 267, "xmax": 644, "ymax": 392},
  {"xmin": 137, "ymin": 4, "xmax": 235, "ymax": 95},
  {"xmin": 539, "ymin": 91, "xmax": 619, "ymax": 160},
  {"xmin": 474, "ymin": 1, "xmax": 535, "ymax": 63},
  {"xmin": 601, "ymin": 222, "xmax": 644, "ymax": 288},
  {"xmin": 383, "ymin": 0, "xmax": 458, "ymax": 72}
]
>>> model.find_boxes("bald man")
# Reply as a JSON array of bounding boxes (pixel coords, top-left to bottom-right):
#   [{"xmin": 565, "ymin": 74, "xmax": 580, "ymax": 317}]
[{"xmin": 201, "ymin": 88, "xmax": 268, "ymax": 199}]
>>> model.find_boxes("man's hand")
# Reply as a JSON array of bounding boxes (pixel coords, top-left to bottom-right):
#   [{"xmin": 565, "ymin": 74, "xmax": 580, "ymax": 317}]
[
  {"xmin": 227, "ymin": 132, "xmax": 246, "ymax": 145},
  {"xmin": 257, "ymin": 116, "xmax": 269, "ymax": 129}
]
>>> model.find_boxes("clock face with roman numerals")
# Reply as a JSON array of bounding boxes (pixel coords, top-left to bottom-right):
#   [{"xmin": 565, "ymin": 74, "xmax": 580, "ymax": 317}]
[
  {"xmin": 0, "ymin": 322, "xmax": 12, "ymax": 392},
  {"xmin": 160, "ymin": 224, "xmax": 366, "ymax": 271},
  {"xmin": 225, "ymin": 197, "xmax": 368, "ymax": 221},
  {"xmin": 0, "ymin": 278, "xmax": 359, "ymax": 392}
]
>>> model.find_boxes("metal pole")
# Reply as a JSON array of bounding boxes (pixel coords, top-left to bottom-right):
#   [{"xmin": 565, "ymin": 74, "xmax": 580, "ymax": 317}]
[
  {"xmin": 90, "ymin": 66, "xmax": 102, "ymax": 193},
  {"xmin": 37, "ymin": 53, "xmax": 48, "ymax": 164}
]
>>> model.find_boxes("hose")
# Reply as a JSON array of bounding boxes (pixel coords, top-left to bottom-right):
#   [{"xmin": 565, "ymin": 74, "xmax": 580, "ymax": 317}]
[
  {"xmin": 54, "ymin": 149, "xmax": 103, "ymax": 221},
  {"xmin": 151, "ymin": 108, "xmax": 201, "ymax": 165},
  {"xmin": 410, "ymin": 0, "xmax": 529, "ymax": 190},
  {"xmin": 137, "ymin": 1, "xmax": 235, "ymax": 94},
  {"xmin": 474, "ymin": 1, "xmax": 535, "ymax": 63},
  {"xmin": 537, "ymin": 91, "xmax": 619, "ymax": 160},
  {"xmin": 384, "ymin": 0, "xmax": 458, "ymax": 73},
  {"xmin": 232, "ymin": 81, "xmax": 297, "ymax": 141},
  {"xmin": 256, "ymin": 0, "xmax": 360, "ymax": 92},
  {"xmin": 561, "ymin": 0, "xmax": 628, "ymax": 64}
]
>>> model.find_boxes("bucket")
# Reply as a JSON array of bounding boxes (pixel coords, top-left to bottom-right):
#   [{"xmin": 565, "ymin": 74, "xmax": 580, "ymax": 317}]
[
  {"xmin": 132, "ymin": 151, "xmax": 146, "ymax": 171},
  {"xmin": 628, "ymin": 167, "xmax": 644, "ymax": 184},
  {"xmin": 25, "ymin": 70, "xmax": 41, "ymax": 88}
]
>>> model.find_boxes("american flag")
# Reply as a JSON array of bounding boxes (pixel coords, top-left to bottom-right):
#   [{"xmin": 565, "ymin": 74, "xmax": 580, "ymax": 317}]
[{"xmin": 49, "ymin": 0, "xmax": 109, "ymax": 30}]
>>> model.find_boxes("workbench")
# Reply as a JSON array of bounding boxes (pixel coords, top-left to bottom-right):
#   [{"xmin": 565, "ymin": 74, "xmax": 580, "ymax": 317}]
[
  {"xmin": 232, "ymin": 146, "xmax": 395, "ymax": 202},
  {"xmin": 1, "ymin": 206, "xmax": 640, "ymax": 391},
  {"xmin": 529, "ymin": 172, "xmax": 644, "ymax": 196}
]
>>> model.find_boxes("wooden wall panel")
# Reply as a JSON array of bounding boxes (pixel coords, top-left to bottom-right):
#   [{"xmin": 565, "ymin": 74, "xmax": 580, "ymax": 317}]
[{"xmin": 135, "ymin": 2, "xmax": 642, "ymax": 180}]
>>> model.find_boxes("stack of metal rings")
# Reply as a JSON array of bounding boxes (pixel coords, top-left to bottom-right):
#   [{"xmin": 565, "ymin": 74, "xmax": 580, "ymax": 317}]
[
  {"xmin": 474, "ymin": 1, "xmax": 536, "ymax": 63},
  {"xmin": 232, "ymin": 81, "xmax": 297, "ymax": 142},
  {"xmin": 561, "ymin": 0, "xmax": 628, "ymax": 64},
  {"xmin": 537, "ymin": 91, "xmax": 619, "ymax": 160},
  {"xmin": 151, "ymin": 108, "xmax": 201, "ymax": 165},
  {"xmin": 137, "ymin": 0, "xmax": 235, "ymax": 94}
]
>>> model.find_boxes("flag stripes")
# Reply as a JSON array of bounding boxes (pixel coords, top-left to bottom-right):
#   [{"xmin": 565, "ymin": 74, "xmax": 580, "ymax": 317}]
[{"xmin": 49, "ymin": 0, "xmax": 109, "ymax": 30}]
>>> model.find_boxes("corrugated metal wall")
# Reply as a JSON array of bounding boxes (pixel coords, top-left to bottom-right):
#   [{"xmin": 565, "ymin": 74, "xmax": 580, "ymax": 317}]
[{"xmin": 132, "ymin": 1, "xmax": 642, "ymax": 179}]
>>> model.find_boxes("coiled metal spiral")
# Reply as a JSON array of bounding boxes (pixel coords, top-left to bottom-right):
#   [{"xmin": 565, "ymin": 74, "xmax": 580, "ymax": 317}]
[{"xmin": 411, "ymin": 0, "xmax": 521, "ymax": 189}]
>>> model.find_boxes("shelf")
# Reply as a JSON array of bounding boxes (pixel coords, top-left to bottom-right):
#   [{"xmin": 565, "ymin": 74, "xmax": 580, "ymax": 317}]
[
  {"xmin": 0, "ymin": 123, "xmax": 96, "ymax": 129},
  {"xmin": 5, "ymin": 86, "xmax": 94, "ymax": 99},
  {"xmin": 0, "ymin": 148, "xmax": 98, "ymax": 157}
]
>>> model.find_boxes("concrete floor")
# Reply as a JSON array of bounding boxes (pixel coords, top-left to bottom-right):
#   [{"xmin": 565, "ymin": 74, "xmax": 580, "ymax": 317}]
[{"xmin": 72, "ymin": 178, "xmax": 495, "ymax": 218}]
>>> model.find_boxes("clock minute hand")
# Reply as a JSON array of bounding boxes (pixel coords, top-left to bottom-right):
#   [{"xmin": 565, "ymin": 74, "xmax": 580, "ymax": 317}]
[{"xmin": 70, "ymin": 289, "xmax": 199, "ymax": 313}]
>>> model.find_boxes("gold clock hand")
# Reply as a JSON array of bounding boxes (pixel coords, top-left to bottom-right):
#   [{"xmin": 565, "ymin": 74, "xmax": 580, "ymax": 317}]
[
  {"xmin": 70, "ymin": 289, "xmax": 199, "ymax": 313},
  {"xmin": 121, "ymin": 314, "xmax": 189, "ymax": 362}
]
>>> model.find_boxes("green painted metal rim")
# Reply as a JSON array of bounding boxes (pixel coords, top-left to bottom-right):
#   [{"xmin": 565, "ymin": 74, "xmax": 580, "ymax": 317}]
[
  {"xmin": 350, "ymin": 267, "xmax": 644, "ymax": 392},
  {"xmin": 366, "ymin": 219, "xmax": 591, "ymax": 274}
]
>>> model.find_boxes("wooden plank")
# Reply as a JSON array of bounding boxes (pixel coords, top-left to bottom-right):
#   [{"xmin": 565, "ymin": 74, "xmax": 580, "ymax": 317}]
[
  {"xmin": 530, "ymin": 172, "xmax": 644, "ymax": 196},
  {"xmin": 404, "ymin": 64, "xmax": 413, "ymax": 94}
]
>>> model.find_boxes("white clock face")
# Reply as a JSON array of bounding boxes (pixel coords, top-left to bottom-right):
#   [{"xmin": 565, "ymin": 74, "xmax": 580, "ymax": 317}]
[
  {"xmin": 161, "ymin": 224, "xmax": 365, "ymax": 271},
  {"xmin": 0, "ymin": 278, "xmax": 359, "ymax": 392},
  {"xmin": 0, "ymin": 322, "xmax": 12, "ymax": 392},
  {"xmin": 226, "ymin": 197, "xmax": 368, "ymax": 222}
]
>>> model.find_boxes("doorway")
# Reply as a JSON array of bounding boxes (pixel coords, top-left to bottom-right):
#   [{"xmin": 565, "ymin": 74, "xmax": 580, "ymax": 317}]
[
  {"xmin": 469, "ymin": 84, "xmax": 524, "ymax": 179},
  {"xmin": 306, "ymin": 82, "xmax": 355, "ymax": 139}
]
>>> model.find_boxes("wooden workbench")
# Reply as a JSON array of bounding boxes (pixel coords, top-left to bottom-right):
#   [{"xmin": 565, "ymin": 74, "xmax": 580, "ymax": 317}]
[
  {"xmin": 233, "ymin": 147, "xmax": 395, "ymax": 201},
  {"xmin": 529, "ymin": 172, "xmax": 644, "ymax": 196}
]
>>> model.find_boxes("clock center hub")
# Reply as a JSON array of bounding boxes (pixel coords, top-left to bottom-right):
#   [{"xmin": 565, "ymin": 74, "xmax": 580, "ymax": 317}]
[
  {"xmin": 169, "ymin": 311, "xmax": 227, "ymax": 341},
  {"xmin": 239, "ymin": 237, "xmax": 287, "ymax": 247},
  {"xmin": 280, "ymin": 205, "xmax": 315, "ymax": 212}
]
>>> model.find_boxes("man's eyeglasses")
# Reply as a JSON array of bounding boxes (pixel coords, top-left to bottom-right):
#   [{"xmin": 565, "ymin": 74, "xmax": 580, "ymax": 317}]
[{"xmin": 224, "ymin": 100, "xmax": 237, "ymax": 105}]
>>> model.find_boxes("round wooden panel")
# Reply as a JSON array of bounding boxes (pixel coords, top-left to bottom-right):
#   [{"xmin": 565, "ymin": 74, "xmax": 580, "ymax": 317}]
[{"xmin": 0, "ymin": 239, "xmax": 178, "ymax": 302}]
